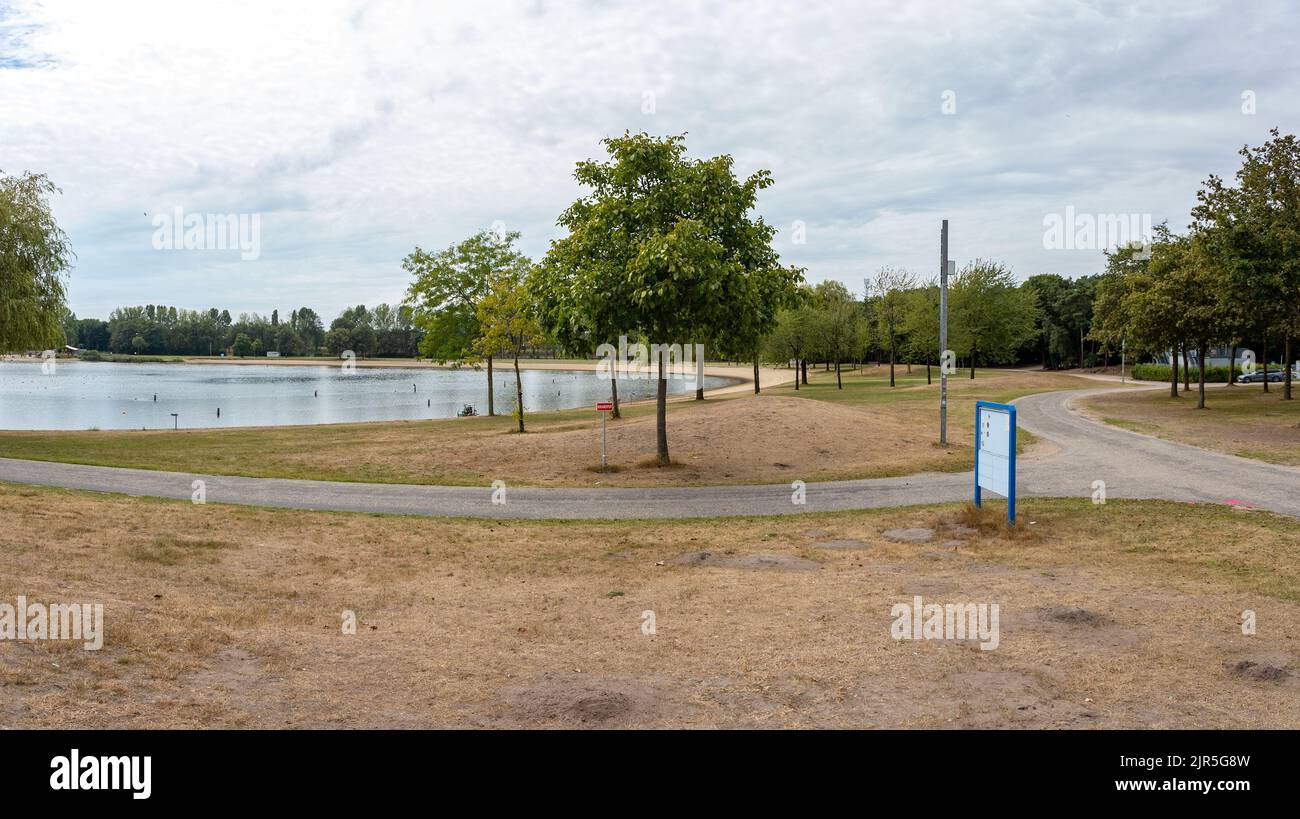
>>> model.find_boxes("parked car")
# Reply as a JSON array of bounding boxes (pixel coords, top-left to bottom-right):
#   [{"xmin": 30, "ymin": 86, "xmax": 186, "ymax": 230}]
[{"xmin": 1236, "ymin": 369, "xmax": 1286, "ymax": 383}]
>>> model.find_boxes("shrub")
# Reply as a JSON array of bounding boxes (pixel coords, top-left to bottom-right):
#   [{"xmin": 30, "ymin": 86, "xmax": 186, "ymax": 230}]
[{"xmin": 1130, "ymin": 363, "xmax": 1235, "ymax": 383}]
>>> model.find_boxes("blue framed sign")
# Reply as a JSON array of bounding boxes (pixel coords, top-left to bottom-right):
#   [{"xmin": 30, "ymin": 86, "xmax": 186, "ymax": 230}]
[{"xmin": 974, "ymin": 400, "xmax": 1017, "ymax": 524}]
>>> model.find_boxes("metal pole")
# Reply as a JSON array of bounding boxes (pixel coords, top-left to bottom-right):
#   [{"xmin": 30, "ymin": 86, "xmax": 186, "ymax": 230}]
[
  {"xmin": 601, "ymin": 411, "xmax": 607, "ymax": 468},
  {"xmin": 939, "ymin": 219, "xmax": 949, "ymax": 445}
]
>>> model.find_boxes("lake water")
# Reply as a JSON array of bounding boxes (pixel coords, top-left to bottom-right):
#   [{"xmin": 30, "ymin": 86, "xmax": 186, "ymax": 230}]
[{"xmin": 0, "ymin": 361, "xmax": 734, "ymax": 430}]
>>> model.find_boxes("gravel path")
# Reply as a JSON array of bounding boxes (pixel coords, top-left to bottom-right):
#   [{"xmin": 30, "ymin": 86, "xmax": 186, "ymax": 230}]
[{"xmin": 2, "ymin": 385, "xmax": 1297, "ymax": 519}]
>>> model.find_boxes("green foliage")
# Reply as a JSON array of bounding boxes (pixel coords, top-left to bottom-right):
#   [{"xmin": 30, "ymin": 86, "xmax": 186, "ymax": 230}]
[
  {"xmin": 404, "ymin": 229, "xmax": 528, "ymax": 362},
  {"xmin": 0, "ymin": 170, "xmax": 72, "ymax": 352},
  {"xmin": 1131, "ymin": 363, "xmax": 1234, "ymax": 383},
  {"xmin": 534, "ymin": 132, "xmax": 799, "ymax": 458},
  {"xmin": 949, "ymin": 260, "xmax": 1039, "ymax": 371}
]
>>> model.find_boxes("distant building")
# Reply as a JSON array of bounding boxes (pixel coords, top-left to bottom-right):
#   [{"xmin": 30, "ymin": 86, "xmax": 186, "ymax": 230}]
[{"xmin": 1156, "ymin": 347, "xmax": 1254, "ymax": 368}]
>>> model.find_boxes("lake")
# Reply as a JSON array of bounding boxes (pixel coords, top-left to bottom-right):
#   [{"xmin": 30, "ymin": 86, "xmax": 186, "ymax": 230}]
[{"xmin": 0, "ymin": 361, "xmax": 734, "ymax": 430}]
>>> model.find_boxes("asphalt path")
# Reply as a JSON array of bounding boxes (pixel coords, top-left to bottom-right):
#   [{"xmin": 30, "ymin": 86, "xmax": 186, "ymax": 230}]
[{"xmin": 1, "ymin": 385, "xmax": 1297, "ymax": 519}]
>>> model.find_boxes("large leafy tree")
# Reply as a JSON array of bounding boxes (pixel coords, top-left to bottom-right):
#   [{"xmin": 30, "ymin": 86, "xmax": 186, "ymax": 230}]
[
  {"xmin": 949, "ymin": 261, "xmax": 1039, "ymax": 378},
  {"xmin": 534, "ymin": 132, "xmax": 799, "ymax": 464},
  {"xmin": 404, "ymin": 230, "xmax": 528, "ymax": 415},
  {"xmin": 1193, "ymin": 128, "xmax": 1300, "ymax": 399},
  {"xmin": 1, "ymin": 170, "xmax": 73, "ymax": 352},
  {"xmin": 900, "ymin": 280, "xmax": 940, "ymax": 384}
]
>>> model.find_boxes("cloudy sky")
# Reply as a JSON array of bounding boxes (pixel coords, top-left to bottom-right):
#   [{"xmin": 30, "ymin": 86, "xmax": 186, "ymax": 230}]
[{"xmin": 2, "ymin": 0, "xmax": 1296, "ymax": 321}]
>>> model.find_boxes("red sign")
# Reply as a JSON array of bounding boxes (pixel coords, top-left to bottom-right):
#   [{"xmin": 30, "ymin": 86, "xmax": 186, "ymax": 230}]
[{"xmin": 596, "ymin": 402, "xmax": 614, "ymax": 412}]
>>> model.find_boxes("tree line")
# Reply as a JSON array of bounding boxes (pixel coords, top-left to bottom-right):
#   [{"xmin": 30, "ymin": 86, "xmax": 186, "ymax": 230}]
[{"xmin": 60, "ymin": 302, "xmax": 423, "ymax": 359}]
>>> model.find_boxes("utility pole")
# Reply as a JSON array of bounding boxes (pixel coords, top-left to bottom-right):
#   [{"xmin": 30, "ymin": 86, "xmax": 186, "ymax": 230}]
[{"xmin": 939, "ymin": 219, "xmax": 949, "ymax": 445}]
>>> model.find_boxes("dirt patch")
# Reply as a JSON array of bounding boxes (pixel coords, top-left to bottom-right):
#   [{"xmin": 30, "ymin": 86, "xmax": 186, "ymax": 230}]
[
  {"xmin": 813, "ymin": 538, "xmax": 870, "ymax": 550},
  {"xmin": 883, "ymin": 528, "xmax": 934, "ymax": 543},
  {"xmin": 1227, "ymin": 660, "xmax": 1294, "ymax": 683},
  {"xmin": 1042, "ymin": 606, "xmax": 1113, "ymax": 627},
  {"xmin": 672, "ymin": 550, "xmax": 821, "ymax": 571},
  {"xmin": 495, "ymin": 675, "xmax": 684, "ymax": 727}
]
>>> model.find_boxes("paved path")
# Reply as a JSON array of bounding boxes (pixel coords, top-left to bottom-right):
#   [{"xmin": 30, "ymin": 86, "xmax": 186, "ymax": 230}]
[{"xmin": 1, "ymin": 385, "xmax": 1297, "ymax": 519}]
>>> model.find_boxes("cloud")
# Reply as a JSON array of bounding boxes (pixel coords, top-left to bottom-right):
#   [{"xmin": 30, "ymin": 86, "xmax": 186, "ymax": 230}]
[{"xmin": 1, "ymin": 0, "xmax": 1297, "ymax": 317}]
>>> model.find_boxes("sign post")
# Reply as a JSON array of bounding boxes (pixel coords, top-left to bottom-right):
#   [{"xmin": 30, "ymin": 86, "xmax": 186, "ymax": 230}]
[
  {"xmin": 939, "ymin": 220, "xmax": 949, "ymax": 445},
  {"xmin": 974, "ymin": 400, "xmax": 1017, "ymax": 525},
  {"xmin": 596, "ymin": 401, "xmax": 613, "ymax": 467}
]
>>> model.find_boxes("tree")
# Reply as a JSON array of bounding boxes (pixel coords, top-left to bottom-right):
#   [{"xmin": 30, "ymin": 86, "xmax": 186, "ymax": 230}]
[
  {"xmin": 475, "ymin": 266, "xmax": 548, "ymax": 433},
  {"xmin": 949, "ymin": 261, "xmax": 1039, "ymax": 378},
  {"xmin": 536, "ymin": 132, "xmax": 796, "ymax": 464},
  {"xmin": 812, "ymin": 281, "xmax": 862, "ymax": 389},
  {"xmin": 232, "ymin": 333, "xmax": 253, "ymax": 357},
  {"xmin": 763, "ymin": 302, "xmax": 817, "ymax": 390},
  {"xmin": 871, "ymin": 267, "xmax": 917, "ymax": 386},
  {"xmin": 405, "ymin": 230, "xmax": 528, "ymax": 416},
  {"xmin": 0, "ymin": 170, "xmax": 73, "ymax": 352},
  {"xmin": 900, "ymin": 281, "xmax": 941, "ymax": 384},
  {"xmin": 1193, "ymin": 128, "xmax": 1300, "ymax": 400}
]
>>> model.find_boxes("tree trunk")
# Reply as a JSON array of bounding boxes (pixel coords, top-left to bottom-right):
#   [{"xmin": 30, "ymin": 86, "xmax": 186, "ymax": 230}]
[
  {"xmin": 793, "ymin": 356, "xmax": 800, "ymax": 390},
  {"xmin": 801, "ymin": 359, "xmax": 808, "ymax": 385},
  {"xmin": 513, "ymin": 354, "xmax": 525, "ymax": 433},
  {"xmin": 610, "ymin": 376, "xmax": 621, "ymax": 419},
  {"xmin": 1285, "ymin": 335, "xmax": 1294, "ymax": 400},
  {"xmin": 969, "ymin": 345, "xmax": 976, "ymax": 380},
  {"xmin": 1079, "ymin": 328, "xmax": 1085, "ymax": 369},
  {"xmin": 1170, "ymin": 349, "xmax": 1179, "ymax": 397},
  {"xmin": 487, "ymin": 354, "xmax": 495, "ymax": 416},
  {"xmin": 835, "ymin": 359, "xmax": 842, "ymax": 389},
  {"xmin": 926, "ymin": 360, "xmax": 932, "ymax": 385},
  {"xmin": 656, "ymin": 348, "xmax": 669, "ymax": 465},
  {"xmin": 1182, "ymin": 344, "xmax": 1189, "ymax": 392},
  {"xmin": 1227, "ymin": 344, "xmax": 1237, "ymax": 386},
  {"xmin": 889, "ymin": 341, "xmax": 895, "ymax": 387},
  {"xmin": 695, "ymin": 348, "xmax": 704, "ymax": 400},
  {"xmin": 1196, "ymin": 344, "xmax": 1207, "ymax": 409},
  {"xmin": 1263, "ymin": 336, "xmax": 1270, "ymax": 393},
  {"xmin": 753, "ymin": 354, "xmax": 760, "ymax": 395}
]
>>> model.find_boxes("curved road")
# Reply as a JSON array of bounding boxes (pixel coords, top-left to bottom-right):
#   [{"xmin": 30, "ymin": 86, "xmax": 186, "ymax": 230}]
[{"xmin": 1, "ymin": 386, "xmax": 1297, "ymax": 519}]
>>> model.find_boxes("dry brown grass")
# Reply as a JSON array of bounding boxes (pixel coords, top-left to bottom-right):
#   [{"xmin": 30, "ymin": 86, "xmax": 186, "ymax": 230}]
[
  {"xmin": 1083, "ymin": 384, "xmax": 1300, "ymax": 466},
  {"xmin": 2, "ymin": 484, "xmax": 1297, "ymax": 728}
]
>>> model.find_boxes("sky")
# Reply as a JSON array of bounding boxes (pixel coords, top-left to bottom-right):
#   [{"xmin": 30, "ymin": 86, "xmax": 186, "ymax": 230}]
[{"xmin": 2, "ymin": 0, "xmax": 1297, "ymax": 321}]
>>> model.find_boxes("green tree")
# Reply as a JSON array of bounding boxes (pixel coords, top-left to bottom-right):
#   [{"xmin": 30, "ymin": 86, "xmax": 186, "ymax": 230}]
[
  {"xmin": 0, "ymin": 170, "xmax": 73, "ymax": 352},
  {"xmin": 949, "ymin": 261, "xmax": 1039, "ymax": 378},
  {"xmin": 232, "ymin": 332, "xmax": 253, "ymax": 357},
  {"xmin": 1193, "ymin": 128, "xmax": 1300, "ymax": 399},
  {"xmin": 405, "ymin": 230, "xmax": 528, "ymax": 416},
  {"xmin": 535, "ymin": 132, "xmax": 795, "ymax": 464},
  {"xmin": 900, "ymin": 281, "xmax": 940, "ymax": 384},
  {"xmin": 871, "ymin": 267, "xmax": 917, "ymax": 386},
  {"xmin": 475, "ymin": 266, "xmax": 548, "ymax": 433}
]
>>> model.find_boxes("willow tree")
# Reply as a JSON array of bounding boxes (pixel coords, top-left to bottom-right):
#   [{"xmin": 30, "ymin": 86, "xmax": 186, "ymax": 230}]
[
  {"xmin": 1, "ymin": 171, "xmax": 72, "ymax": 353},
  {"xmin": 535, "ymin": 132, "xmax": 799, "ymax": 465}
]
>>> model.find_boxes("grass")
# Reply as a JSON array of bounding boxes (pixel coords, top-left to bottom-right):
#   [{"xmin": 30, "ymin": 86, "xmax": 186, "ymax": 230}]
[
  {"xmin": 1084, "ymin": 383, "xmax": 1300, "ymax": 465},
  {"xmin": 2, "ymin": 482, "xmax": 1296, "ymax": 728},
  {"xmin": 0, "ymin": 365, "xmax": 1091, "ymax": 487}
]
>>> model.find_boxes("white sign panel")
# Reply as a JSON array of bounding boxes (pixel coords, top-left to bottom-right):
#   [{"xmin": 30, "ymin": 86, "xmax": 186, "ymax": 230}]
[{"xmin": 977, "ymin": 406, "xmax": 1012, "ymax": 497}]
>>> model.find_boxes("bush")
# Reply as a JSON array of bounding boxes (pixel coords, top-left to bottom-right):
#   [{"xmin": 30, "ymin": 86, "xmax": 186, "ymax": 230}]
[{"xmin": 1130, "ymin": 363, "xmax": 1234, "ymax": 383}]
